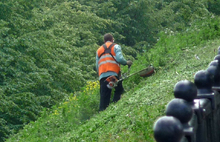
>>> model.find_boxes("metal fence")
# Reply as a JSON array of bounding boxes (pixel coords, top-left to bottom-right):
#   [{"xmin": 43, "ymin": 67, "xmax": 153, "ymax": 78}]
[{"xmin": 153, "ymin": 46, "xmax": 220, "ymax": 142}]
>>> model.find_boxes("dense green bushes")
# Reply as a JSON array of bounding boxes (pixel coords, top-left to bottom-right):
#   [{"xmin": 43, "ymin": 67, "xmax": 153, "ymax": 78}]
[{"xmin": 208, "ymin": 0, "xmax": 220, "ymax": 15}]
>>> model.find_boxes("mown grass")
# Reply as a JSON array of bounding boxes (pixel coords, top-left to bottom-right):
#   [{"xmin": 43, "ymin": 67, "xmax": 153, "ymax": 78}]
[{"xmin": 6, "ymin": 19, "xmax": 220, "ymax": 141}]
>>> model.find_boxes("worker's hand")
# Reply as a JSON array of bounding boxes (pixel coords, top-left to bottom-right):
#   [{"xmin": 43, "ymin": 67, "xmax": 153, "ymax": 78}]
[{"xmin": 127, "ymin": 60, "xmax": 132, "ymax": 67}]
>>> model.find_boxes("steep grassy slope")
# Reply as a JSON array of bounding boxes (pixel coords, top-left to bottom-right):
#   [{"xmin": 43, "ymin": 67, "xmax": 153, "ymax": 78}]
[
  {"xmin": 6, "ymin": 38, "xmax": 220, "ymax": 141},
  {"xmin": 1, "ymin": 1, "xmax": 219, "ymax": 141}
]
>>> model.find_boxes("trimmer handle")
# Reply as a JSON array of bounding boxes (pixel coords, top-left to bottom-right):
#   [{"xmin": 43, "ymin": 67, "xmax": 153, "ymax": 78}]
[
  {"xmin": 127, "ymin": 59, "xmax": 132, "ymax": 68},
  {"xmin": 127, "ymin": 63, "xmax": 131, "ymax": 75}
]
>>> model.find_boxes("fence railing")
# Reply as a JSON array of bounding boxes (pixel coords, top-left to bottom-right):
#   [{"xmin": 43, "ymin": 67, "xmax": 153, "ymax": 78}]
[{"xmin": 153, "ymin": 46, "xmax": 220, "ymax": 142}]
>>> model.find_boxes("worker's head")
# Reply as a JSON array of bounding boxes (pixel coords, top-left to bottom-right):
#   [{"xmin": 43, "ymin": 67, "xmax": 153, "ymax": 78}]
[{"xmin": 104, "ymin": 33, "xmax": 114, "ymax": 43}]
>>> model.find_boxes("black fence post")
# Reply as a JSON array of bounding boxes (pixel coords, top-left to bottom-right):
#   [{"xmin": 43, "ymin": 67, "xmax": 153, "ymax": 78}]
[
  {"xmin": 165, "ymin": 98, "xmax": 194, "ymax": 142},
  {"xmin": 153, "ymin": 46, "xmax": 220, "ymax": 142},
  {"xmin": 173, "ymin": 80, "xmax": 198, "ymax": 142},
  {"xmin": 209, "ymin": 55, "xmax": 220, "ymax": 87},
  {"xmin": 153, "ymin": 80, "xmax": 197, "ymax": 142},
  {"xmin": 153, "ymin": 116, "xmax": 184, "ymax": 142},
  {"xmin": 194, "ymin": 70, "xmax": 214, "ymax": 142},
  {"xmin": 207, "ymin": 55, "xmax": 220, "ymax": 142}
]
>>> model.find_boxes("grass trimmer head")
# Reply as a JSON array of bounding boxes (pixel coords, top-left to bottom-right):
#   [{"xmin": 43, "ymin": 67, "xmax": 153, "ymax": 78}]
[
  {"xmin": 105, "ymin": 65, "xmax": 155, "ymax": 89},
  {"xmin": 139, "ymin": 65, "xmax": 155, "ymax": 77}
]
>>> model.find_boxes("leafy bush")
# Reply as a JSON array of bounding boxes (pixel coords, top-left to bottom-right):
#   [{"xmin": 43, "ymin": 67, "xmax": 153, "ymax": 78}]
[{"xmin": 208, "ymin": 0, "xmax": 220, "ymax": 15}]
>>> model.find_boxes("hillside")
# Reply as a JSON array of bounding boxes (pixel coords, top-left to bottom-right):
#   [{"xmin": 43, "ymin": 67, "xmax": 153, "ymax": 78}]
[
  {"xmin": 6, "ymin": 33, "xmax": 220, "ymax": 142},
  {"xmin": 1, "ymin": 0, "xmax": 220, "ymax": 141}
]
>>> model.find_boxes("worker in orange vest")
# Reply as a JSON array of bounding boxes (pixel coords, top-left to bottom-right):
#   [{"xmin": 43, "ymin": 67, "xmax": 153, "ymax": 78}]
[{"xmin": 96, "ymin": 33, "xmax": 132, "ymax": 111}]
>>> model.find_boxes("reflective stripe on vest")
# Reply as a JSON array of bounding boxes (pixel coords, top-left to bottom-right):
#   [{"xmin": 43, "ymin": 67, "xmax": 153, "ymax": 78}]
[
  {"xmin": 98, "ymin": 54, "xmax": 117, "ymax": 67},
  {"xmin": 97, "ymin": 42, "xmax": 120, "ymax": 76}
]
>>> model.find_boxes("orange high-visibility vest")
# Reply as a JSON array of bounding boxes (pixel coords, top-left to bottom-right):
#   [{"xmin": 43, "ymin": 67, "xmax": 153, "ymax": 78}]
[{"xmin": 97, "ymin": 42, "xmax": 120, "ymax": 76}]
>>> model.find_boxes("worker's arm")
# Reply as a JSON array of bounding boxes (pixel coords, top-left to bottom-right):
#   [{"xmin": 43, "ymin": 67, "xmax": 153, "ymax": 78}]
[{"xmin": 114, "ymin": 44, "xmax": 127, "ymax": 65}]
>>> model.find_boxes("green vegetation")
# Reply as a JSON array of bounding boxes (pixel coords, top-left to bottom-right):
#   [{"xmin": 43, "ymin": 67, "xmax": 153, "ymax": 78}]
[
  {"xmin": 1, "ymin": 0, "xmax": 220, "ymax": 142},
  {"xmin": 6, "ymin": 29, "xmax": 220, "ymax": 142}
]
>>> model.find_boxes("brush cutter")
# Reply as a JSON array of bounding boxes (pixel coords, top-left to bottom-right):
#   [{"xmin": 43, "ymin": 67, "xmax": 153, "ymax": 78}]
[{"xmin": 105, "ymin": 65, "xmax": 155, "ymax": 89}]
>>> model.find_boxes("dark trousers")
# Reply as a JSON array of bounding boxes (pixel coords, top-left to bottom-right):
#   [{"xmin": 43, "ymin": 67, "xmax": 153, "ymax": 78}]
[{"xmin": 99, "ymin": 76, "xmax": 124, "ymax": 111}]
